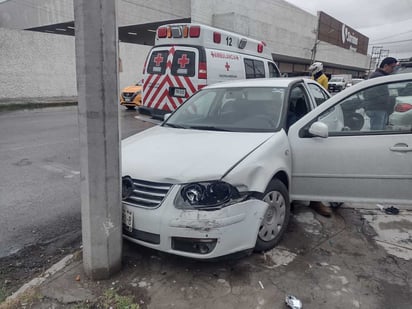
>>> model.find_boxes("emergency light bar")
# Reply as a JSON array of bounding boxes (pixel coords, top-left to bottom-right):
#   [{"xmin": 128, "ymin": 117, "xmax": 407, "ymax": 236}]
[
  {"xmin": 157, "ymin": 25, "xmax": 200, "ymax": 39},
  {"xmin": 156, "ymin": 24, "xmax": 267, "ymax": 54}
]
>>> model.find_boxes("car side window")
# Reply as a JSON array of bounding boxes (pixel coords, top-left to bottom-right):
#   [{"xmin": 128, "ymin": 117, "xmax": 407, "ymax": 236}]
[
  {"xmin": 287, "ymin": 86, "xmax": 310, "ymax": 129},
  {"xmin": 268, "ymin": 62, "xmax": 281, "ymax": 77},
  {"xmin": 315, "ymin": 80, "xmax": 412, "ymax": 134},
  {"xmin": 244, "ymin": 59, "xmax": 265, "ymax": 78},
  {"xmin": 308, "ymin": 83, "xmax": 330, "ymax": 106}
]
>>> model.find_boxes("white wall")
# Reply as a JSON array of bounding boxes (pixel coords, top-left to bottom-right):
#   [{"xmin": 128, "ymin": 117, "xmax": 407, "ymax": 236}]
[
  {"xmin": 0, "ymin": 0, "xmax": 191, "ymax": 29},
  {"xmin": 191, "ymin": 0, "xmax": 317, "ymax": 60},
  {"xmin": 119, "ymin": 42, "xmax": 151, "ymax": 90},
  {"xmin": 0, "ymin": 28, "xmax": 77, "ymax": 101},
  {"xmin": 0, "ymin": 0, "xmax": 370, "ymax": 103},
  {"xmin": 0, "ymin": 28, "xmax": 151, "ymax": 102},
  {"xmin": 191, "ymin": 0, "xmax": 369, "ymax": 69},
  {"xmin": 117, "ymin": 0, "xmax": 190, "ymax": 27}
]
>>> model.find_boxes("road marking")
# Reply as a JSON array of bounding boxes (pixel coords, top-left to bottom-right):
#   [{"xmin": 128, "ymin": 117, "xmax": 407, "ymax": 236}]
[{"xmin": 41, "ymin": 163, "xmax": 80, "ymax": 178}]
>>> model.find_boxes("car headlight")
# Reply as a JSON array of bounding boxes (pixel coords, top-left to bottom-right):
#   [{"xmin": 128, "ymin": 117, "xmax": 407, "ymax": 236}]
[{"xmin": 175, "ymin": 181, "xmax": 244, "ymax": 210}]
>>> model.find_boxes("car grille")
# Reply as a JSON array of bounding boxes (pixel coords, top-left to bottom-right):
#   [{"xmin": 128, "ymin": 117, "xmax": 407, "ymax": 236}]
[
  {"xmin": 123, "ymin": 178, "xmax": 173, "ymax": 208},
  {"xmin": 122, "ymin": 92, "xmax": 135, "ymax": 99}
]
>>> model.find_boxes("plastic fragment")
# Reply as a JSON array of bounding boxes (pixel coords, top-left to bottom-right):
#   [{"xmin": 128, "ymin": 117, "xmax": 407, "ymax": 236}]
[
  {"xmin": 376, "ymin": 204, "xmax": 384, "ymax": 211},
  {"xmin": 285, "ymin": 295, "xmax": 302, "ymax": 309},
  {"xmin": 384, "ymin": 206, "xmax": 399, "ymax": 215}
]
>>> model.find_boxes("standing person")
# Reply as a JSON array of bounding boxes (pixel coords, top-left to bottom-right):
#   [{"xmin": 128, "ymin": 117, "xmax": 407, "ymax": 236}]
[
  {"xmin": 305, "ymin": 61, "xmax": 333, "ymax": 217},
  {"xmin": 368, "ymin": 57, "xmax": 398, "ymax": 79},
  {"xmin": 364, "ymin": 57, "xmax": 398, "ymax": 130},
  {"xmin": 309, "ymin": 62, "xmax": 329, "ymax": 89}
]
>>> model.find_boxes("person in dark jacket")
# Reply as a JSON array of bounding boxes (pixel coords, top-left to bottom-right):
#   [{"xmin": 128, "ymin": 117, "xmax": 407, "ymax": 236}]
[
  {"xmin": 368, "ymin": 57, "xmax": 398, "ymax": 79},
  {"xmin": 364, "ymin": 57, "xmax": 398, "ymax": 129}
]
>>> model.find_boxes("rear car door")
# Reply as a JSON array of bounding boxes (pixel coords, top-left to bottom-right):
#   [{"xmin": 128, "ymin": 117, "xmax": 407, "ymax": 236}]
[{"xmin": 288, "ymin": 74, "xmax": 412, "ymax": 205}]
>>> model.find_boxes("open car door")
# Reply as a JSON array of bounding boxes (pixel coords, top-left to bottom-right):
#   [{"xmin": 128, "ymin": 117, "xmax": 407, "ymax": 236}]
[{"xmin": 288, "ymin": 73, "xmax": 412, "ymax": 205}]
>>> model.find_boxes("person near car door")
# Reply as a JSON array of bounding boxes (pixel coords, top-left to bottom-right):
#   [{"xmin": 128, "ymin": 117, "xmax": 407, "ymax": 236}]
[
  {"xmin": 305, "ymin": 62, "xmax": 333, "ymax": 217},
  {"xmin": 364, "ymin": 57, "xmax": 398, "ymax": 130},
  {"xmin": 309, "ymin": 62, "xmax": 329, "ymax": 90}
]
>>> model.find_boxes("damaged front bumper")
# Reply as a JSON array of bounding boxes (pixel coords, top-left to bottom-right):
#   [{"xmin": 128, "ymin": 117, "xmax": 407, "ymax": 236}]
[{"xmin": 122, "ymin": 186, "xmax": 268, "ymax": 259}]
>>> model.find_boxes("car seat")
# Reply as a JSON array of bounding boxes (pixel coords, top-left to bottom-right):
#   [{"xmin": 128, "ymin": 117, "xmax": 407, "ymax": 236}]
[{"xmin": 294, "ymin": 97, "xmax": 308, "ymax": 119}]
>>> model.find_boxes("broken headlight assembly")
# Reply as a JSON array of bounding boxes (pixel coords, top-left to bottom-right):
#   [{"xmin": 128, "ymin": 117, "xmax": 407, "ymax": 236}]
[{"xmin": 174, "ymin": 181, "xmax": 245, "ymax": 210}]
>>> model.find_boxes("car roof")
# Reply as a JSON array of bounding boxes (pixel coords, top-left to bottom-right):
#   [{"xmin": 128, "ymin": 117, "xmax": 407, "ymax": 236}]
[{"xmin": 204, "ymin": 77, "xmax": 312, "ymax": 89}]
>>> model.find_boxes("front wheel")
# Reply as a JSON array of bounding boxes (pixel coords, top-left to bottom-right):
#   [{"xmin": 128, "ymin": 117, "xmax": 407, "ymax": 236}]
[{"xmin": 254, "ymin": 179, "xmax": 290, "ymax": 252}]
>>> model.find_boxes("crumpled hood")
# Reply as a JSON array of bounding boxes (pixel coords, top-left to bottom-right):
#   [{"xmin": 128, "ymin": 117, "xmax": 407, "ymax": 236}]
[{"xmin": 122, "ymin": 125, "xmax": 274, "ymax": 184}]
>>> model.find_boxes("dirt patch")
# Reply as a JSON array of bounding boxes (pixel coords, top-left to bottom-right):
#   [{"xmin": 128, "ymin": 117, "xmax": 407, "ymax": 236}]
[{"xmin": 0, "ymin": 231, "xmax": 82, "ymax": 302}]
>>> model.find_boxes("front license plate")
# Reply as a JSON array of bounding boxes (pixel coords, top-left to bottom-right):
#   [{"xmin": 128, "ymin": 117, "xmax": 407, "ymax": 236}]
[
  {"xmin": 122, "ymin": 208, "xmax": 133, "ymax": 232},
  {"xmin": 173, "ymin": 88, "xmax": 186, "ymax": 97}
]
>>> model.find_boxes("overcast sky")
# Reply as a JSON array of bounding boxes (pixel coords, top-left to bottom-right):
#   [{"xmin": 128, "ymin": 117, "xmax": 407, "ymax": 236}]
[{"xmin": 284, "ymin": 0, "xmax": 412, "ymax": 59}]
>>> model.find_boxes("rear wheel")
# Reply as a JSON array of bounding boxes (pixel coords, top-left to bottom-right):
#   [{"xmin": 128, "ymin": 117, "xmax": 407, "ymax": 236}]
[
  {"xmin": 126, "ymin": 106, "xmax": 135, "ymax": 110},
  {"xmin": 254, "ymin": 179, "xmax": 290, "ymax": 252}
]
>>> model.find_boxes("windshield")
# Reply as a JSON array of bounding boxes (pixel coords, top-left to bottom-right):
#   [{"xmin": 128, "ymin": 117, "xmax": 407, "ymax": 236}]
[
  {"xmin": 330, "ymin": 78, "xmax": 344, "ymax": 82},
  {"xmin": 163, "ymin": 87, "xmax": 286, "ymax": 132}
]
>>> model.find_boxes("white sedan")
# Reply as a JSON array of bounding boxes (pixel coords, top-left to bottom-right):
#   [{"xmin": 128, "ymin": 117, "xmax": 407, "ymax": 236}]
[{"xmin": 121, "ymin": 74, "xmax": 412, "ymax": 259}]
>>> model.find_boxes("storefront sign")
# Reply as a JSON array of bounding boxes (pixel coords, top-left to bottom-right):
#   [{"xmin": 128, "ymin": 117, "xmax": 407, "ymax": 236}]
[{"xmin": 317, "ymin": 11, "xmax": 368, "ymax": 55}]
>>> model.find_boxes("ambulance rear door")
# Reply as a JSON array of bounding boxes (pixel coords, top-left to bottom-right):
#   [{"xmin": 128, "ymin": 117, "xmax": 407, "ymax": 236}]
[{"xmin": 143, "ymin": 46, "xmax": 205, "ymax": 113}]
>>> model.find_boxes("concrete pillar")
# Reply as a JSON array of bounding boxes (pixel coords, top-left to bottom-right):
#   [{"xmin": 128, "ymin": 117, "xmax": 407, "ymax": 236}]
[{"xmin": 74, "ymin": 0, "xmax": 122, "ymax": 279}]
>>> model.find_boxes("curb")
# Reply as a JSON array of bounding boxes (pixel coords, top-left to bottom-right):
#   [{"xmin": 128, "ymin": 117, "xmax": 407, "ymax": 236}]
[
  {"xmin": 0, "ymin": 101, "xmax": 77, "ymax": 112},
  {"xmin": 5, "ymin": 254, "xmax": 75, "ymax": 302}
]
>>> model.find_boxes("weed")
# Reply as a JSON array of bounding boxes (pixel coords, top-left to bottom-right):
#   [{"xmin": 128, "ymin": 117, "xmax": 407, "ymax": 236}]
[{"xmin": 98, "ymin": 289, "xmax": 139, "ymax": 309}]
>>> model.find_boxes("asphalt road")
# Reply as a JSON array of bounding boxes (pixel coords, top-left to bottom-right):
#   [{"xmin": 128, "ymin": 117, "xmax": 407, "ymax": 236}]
[{"xmin": 0, "ymin": 106, "xmax": 156, "ymax": 258}]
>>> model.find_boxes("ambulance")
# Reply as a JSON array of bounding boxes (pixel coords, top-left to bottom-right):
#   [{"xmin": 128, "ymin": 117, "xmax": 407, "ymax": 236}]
[{"xmin": 139, "ymin": 23, "xmax": 281, "ymax": 117}]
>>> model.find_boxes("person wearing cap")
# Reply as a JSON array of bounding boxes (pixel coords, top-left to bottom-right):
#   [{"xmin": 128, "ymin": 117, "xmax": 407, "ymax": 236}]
[
  {"xmin": 308, "ymin": 62, "xmax": 328, "ymax": 89},
  {"xmin": 363, "ymin": 57, "xmax": 398, "ymax": 130},
  {"xmin": 305, "ymin": 61, "xmax": 333, "ymax": 217}
]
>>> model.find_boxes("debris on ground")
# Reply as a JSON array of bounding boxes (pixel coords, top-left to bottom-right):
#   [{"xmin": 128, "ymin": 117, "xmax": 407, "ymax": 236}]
[
  {"xmin": 384, "ymin": 206, "xmax": 399, "ymax": 215},
  {"xmin": 285, "ymin": 295, "xmax": 302, "ymax": 309}
]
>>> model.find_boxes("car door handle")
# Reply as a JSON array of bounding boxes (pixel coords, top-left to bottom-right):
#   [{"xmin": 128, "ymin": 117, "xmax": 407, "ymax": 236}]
[{"xmin": 390, "ymin": 143, "xmax": 412, "ymax": 152}]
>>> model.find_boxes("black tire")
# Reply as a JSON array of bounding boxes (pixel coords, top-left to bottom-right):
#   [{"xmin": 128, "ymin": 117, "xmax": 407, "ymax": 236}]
[
  {"xmin": 126, "ymin": 106, "xmax": 135, "ymax": 110},
  {"xmin": 254, "ymin": 179, "xmax": 290, "ymax": 252}
]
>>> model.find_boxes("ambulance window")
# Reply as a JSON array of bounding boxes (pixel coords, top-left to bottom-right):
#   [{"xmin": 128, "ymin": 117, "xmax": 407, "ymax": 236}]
[
  {"xmin": 244, "ymin": 59, "xmax": 265, "ymax": 79},
  {"xmin": 268, "ymin": 62, "xmax": 280, "ymax": 77},
  {"xmin": 171, "ymin": 51, "xmax": 195, "ymax": 77},
  {"xmin": 147, "ymin": 51, "xmax": 168, "ymax": 75}
]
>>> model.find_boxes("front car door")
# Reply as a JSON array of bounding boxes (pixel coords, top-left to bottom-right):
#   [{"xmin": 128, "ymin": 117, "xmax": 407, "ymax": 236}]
[{"xmin": 289, "ymin": 73, "xmax": 412, "ymax": 205}]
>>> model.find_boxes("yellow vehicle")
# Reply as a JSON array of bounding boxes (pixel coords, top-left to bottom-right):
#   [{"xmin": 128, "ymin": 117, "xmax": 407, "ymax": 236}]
[{"xmin": 120, "ymin": 81, "xmax": 142, "ymax": 110}]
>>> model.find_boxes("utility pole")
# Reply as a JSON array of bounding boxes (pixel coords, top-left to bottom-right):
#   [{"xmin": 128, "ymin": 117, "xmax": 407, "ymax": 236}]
[
  {"xmin": 74, "ymin": 0, "xmax": 122, "ymax": 279},
  {"xmin": 368, "ymin": 46, "xmax": 382, "ymax": 75},
  {"xmin": 311, "ymin": 39, "xmax": 319, "ymax": 63},
  {"xmin": 376, "ymin": 49, "xmax": 390, "ymax": 68},
  {"xmin": 310, "ymin": 15, "xmax": 321, "ymax": 64}
]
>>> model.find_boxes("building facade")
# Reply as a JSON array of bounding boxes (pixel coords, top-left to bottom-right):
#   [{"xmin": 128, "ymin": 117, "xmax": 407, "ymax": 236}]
[{"xmin": 0, "ymin": 0, "xmax": 370, "ymax": 102}]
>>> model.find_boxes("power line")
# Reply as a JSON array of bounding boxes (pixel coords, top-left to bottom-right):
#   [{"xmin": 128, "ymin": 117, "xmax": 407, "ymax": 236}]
[
  {"xmin": 371, "ymin": 30, "xmax": 412, "ymax": 42},
  {"xmin": 370, "ymin": 38, "xmax": 412, "ymax": 45}
]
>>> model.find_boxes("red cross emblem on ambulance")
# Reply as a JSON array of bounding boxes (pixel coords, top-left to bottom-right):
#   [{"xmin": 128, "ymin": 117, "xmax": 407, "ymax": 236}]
[
  {"xmin": 153, "ymin": 53, "xmax": 164, "ymax": 66},
  {"xmin": 177, "ymin": 54, "xmax": 190, "ymax": 68},
  {"xmin": 225, "ymin": 62, "xmax": 230, "ymax": 71}
]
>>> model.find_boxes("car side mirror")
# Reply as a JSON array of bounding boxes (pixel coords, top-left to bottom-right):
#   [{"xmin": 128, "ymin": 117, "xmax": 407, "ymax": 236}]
[
  {"xmin": 308, "ymin": 121, "xmax": 328, "ymax": 138},
  {"xmin": 163, "ymin": 113, "xmax": 172, "ymax": 121}
]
